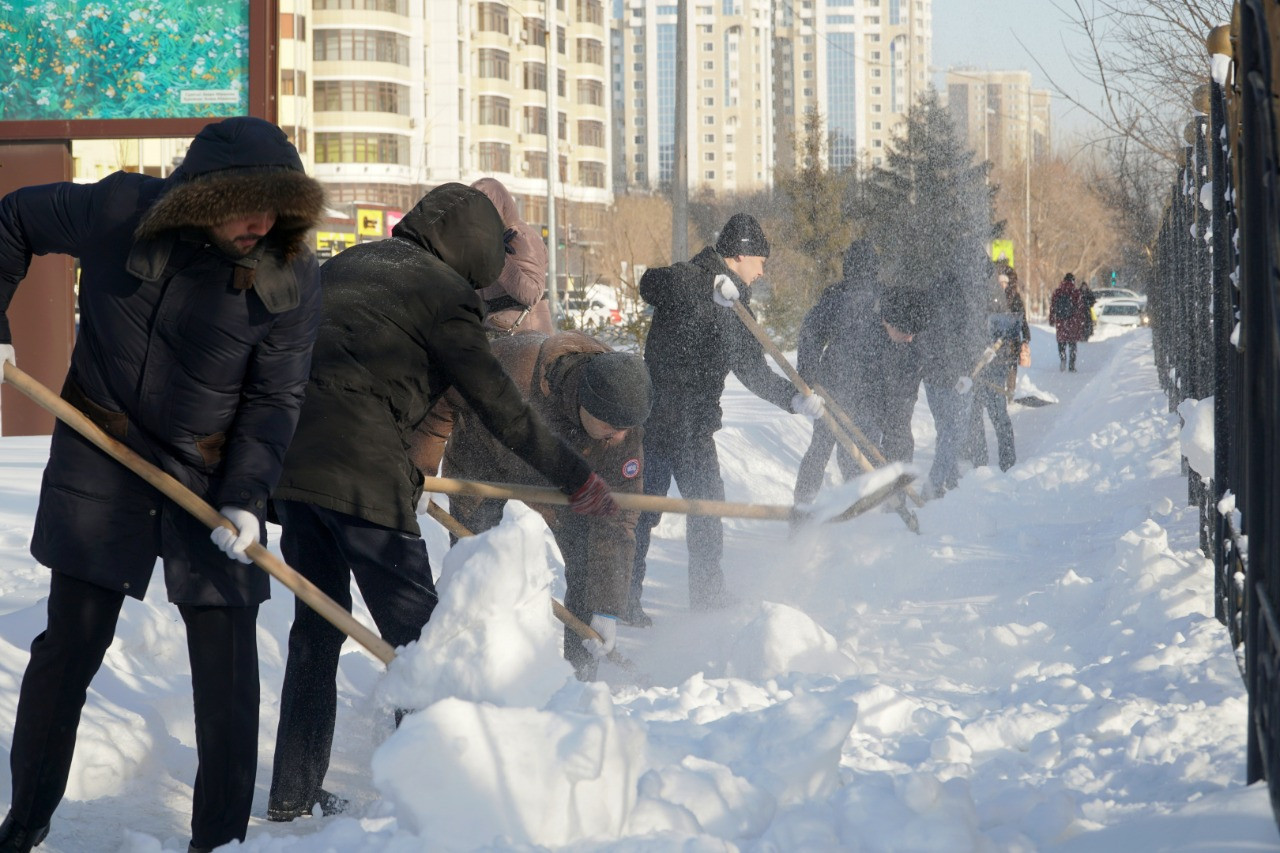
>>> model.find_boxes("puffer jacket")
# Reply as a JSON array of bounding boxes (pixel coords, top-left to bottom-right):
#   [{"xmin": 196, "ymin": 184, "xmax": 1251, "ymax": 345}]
[
  {"xmin": 0, "ymin": 116, "xmax": 325, "ymax": 605},
  {"xmin": 273, "ymin": 183, "xmax": 593, "ymax": 535},
  {"xmin": 471, "ymin": 178, "xmax": 552, "ymax": 335},
  {"xmin": 427, "ymin": 331, "xmax": 642, "ymax": 616},
  {"xmin": 640, "ymin": 246, "xmax": 794, "ymax": 447}
]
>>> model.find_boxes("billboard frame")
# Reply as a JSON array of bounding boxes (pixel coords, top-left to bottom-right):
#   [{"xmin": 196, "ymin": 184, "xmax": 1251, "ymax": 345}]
[{"xmin": 0, "ymin": 1, "xmax": 278, "ymax": 141}]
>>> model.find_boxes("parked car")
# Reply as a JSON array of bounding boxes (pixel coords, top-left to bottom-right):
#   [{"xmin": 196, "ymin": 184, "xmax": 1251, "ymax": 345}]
[
  {"xmin": 1092, "ymin": 287, "xmax": 1147, "ymax": 309},
  {"xmin": 1096, "ymin": 298, "xmax": 1146, "ymax": 328}
]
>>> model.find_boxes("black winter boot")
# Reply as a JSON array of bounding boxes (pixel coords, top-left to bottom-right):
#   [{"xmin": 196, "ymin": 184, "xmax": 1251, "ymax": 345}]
[
  {"xmin": 0, "ymin": 814, "xmax": 50, "ymax": 853},
  {"xmin": 266, "ymin": 788, "xmax": 348, "ymax": 822}
]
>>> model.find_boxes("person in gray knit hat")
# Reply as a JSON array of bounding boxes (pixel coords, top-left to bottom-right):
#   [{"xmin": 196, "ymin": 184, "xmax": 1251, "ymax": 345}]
[
  {"xmin": 413, "ymin": 331, "xmax": 651, "ymax": 679},
  {"xmin": 0, "ymin": 116, "xmax": 324, "ymax": 853}
]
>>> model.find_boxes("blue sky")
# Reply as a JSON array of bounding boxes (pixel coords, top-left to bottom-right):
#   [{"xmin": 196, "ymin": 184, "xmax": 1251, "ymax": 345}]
[{"xmin": 931, "ymin": 0, "xmax": 1106, "ymax": 140}]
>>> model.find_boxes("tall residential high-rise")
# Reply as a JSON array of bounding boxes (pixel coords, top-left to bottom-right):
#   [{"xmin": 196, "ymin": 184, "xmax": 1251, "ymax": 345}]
[
  {"xmin": 945, "ymin": 68, "xmax": 1052, "ymax": 170},
  {"xmin": 611, "ymin": 0, "xmax": 775, "ymax": 195},
  {"xmin": 774, "ymin": 0, "xmax": 932, "ymax": 173},
  {"xmin": 611, "ymin": 0, "xmax": 932, "ymax": 196}
]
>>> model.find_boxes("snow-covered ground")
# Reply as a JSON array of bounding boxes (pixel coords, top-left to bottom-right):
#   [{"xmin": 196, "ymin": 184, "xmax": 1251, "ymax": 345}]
[{"xmin": 0, "ymin": 321, "xmax": 1276, "ymax": 852}]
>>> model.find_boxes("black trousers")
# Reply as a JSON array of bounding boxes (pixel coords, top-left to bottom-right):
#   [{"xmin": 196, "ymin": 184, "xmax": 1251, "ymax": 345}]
[
  {"xmin": 794, "ymin": 418, "xmax": 863, "ymax": 505},
  {"xmin": 269, "ymin": 501, "xmax": 438, "ymax": 812},
  {"xmin": 631, "ymin": 430, "xmax": 726, "ymax": 609},
  {"xmin": 1057, "ymin": 341, "xmax": 1078, "ymax": 370},
  {"xmin": 8, "ymin": 573, "xmax": 259, "ymax": 849}
]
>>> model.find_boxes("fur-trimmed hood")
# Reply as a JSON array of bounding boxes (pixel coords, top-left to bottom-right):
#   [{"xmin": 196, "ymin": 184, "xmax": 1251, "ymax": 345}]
[{"xmin": 135, "ymin": 117, "xmax": 324, "ymax": 260}]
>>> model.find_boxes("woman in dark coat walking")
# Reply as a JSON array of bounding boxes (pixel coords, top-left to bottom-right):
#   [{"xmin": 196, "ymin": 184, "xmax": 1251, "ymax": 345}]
[
  {"xmin": 267, "ymin": 183, "xmax": 617, "ymax": 823},
  {"xmin": 0, "ymin": 116, "xmax": 325, "ymax": 853},
  {"xmin": 1049, "ymin": 272, "xmax": 1088, "ymax": 371}
]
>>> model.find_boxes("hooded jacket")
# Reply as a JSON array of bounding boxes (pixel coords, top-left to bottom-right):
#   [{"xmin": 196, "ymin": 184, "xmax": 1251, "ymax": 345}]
[
  {"xmin": 798, "ymin": 285, "xmax": 923, "ymax": 463},
  {"xmin": 273, "ymin": 183, "xmax": 593, "ymax": 534},
  {"xmin": 426, "ymin": 331, "xmax": 643, "ymax": 616},
  {"xmin": 471, "ymin": 177, "xmax": 552, "ymax": 335},
  {"xmin": 640, "ymin": 246, "xmax": 794, "ymax": 446},
  {"xmin": 0, "ymin": 116, "xmax": 324, "ymax": 606}
]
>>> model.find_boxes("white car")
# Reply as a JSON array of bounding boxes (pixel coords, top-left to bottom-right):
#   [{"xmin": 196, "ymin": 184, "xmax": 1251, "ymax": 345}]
[
  {"xmin": 1095, "ymin": 298, "xmax": 1145, "ymax": 328},
  {"xmin": 1092, "ymin": 287, "xmax": 1147, "ymax": 309}
]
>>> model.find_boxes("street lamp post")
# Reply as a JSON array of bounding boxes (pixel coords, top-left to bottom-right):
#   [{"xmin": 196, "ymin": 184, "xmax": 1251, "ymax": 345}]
[{"xmin": 545, "ymin": 0, "xmax": 560, "ymax": 326}]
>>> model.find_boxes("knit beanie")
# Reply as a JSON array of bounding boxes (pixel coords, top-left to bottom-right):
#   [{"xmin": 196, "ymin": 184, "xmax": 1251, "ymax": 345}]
[
  {"xmin": 715, "ymin": 213, "xmax": 771, "ymax": 258},
  {"xmin": 578, "ymin": 352, "xmax": 653, "ymax": 427},
  {"xmin": 878, "ymin": 287, "xmax": 931, "ymax": 335}
]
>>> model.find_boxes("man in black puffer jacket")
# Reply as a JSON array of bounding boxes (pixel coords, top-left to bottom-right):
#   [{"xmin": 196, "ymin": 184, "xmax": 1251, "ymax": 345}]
[
  {"xmin": 628, "ymin": 213, "xmax": 818, "ymax": 621},
  {"xmin": 0, "ymin": 117, "xmax": 324, "ymax": 853},
  {"xmin": 794, "ymin": 242, "xmax": 930, "ymax": 506},
  {"xmin": 267, "ymin": 183, "xmax": 617, "ymax": 823}
]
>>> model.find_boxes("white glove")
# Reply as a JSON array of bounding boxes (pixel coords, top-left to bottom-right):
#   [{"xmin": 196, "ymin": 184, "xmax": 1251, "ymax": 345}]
[
  {"xmin": 791, "ymin": 392, "xmax": 824, "ymax": 419},
  {"xmin": 210, "ymin": 506, "xmax": 259, "ymax": 564},
  {"xmin": 954, "ymin": 376, "xmax": 974, "ymax": 395},
  {"xmin": 583, "ymin": 613, "xmax": 617, "ymax": 658},
  {"xmin": 712, "ymin": 274, "xmax": 739, "ymax": 307},
  {"xmin": 0, "ymin": 344, "xmax": 15, "ymax": 368},
  {"xmin": 980, "ymin": 345, "xmax": 997, "ymax": 366},
  {"xmin": 415, "ymin": 492, "xmax": 434, "ymax": 516}
]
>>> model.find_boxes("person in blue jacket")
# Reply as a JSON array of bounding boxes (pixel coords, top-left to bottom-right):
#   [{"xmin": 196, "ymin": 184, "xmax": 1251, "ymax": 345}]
[{"xmin": 0, "ymin": 117, "xmax": 325, "ymax": 853}]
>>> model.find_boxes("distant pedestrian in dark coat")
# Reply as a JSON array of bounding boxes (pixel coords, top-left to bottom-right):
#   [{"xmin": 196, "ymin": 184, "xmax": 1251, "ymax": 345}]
[
  {"xmin": 793, "ymin": 241, "xmax": 928, "ymax": 503},
  {"xmin": 1049, "ymin": 273, "xmax": 1088, "ymax": 371},
  {"xmin": 266, "ymin": 183, "xmax": 617, "ymax": 825},
  {"xmin": 1000, "ymin": 268, "xmax": 1031, "ymax": 397},
  {"xmin": 1078, "ymin": 280, "xmax": 1097, "ymax": 340},
  {"xmin": 471, "ymin": 177, "xmax": 552, "ymax": 336},
  {"xmin": 416, "ymin": 331, "xmax": 650, "ymax": 676},
  {"xmin": 630, "ymin": 213, "xmax": 820, "ymax": 620},
  {"xmin": 0, "ymin": 116, "xmax": 325, "ymax": 853}
]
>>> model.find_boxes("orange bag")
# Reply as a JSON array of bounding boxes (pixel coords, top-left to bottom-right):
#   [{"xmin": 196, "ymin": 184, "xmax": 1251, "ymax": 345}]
[{"xmin": 1019, "ymin": 342, "xmax": 1031, "ymax": 368}]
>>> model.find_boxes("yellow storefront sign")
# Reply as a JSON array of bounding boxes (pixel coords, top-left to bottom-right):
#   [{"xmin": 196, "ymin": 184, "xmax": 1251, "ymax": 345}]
[
  {"xmin": 315, "ymin": 231, "xmax": 356, "ymax": 254},
  {"xmin": 990, "ymin": 239, "xmax": 1015, "ymax": 267},
  {"xmin": 356, "ymin": 208, "xmax": 385, "ymax": 237}
]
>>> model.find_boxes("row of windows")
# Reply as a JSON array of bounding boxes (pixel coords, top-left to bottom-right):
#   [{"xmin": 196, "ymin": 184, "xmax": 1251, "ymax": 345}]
[
  {"xmin": 476, "ymin": 145, "xmax": 604, "ymax": 187},
  {"xmin": 315, "ymin": 133, "xmax": 408, "ymax": 165},
  {"xmin": 314, "ymin": 0, "xmax": 407, "ymax": 12},
  {"xmin": 475, "ymin": 98, "xmax": 605, "ymax": 147},
  {"xmin": 314, "ymin": 30, "xmax": 410, "ymax": 65},
  {"xmin": 315, "ymin": 80, "xmax": 409, "ymax": 114}
]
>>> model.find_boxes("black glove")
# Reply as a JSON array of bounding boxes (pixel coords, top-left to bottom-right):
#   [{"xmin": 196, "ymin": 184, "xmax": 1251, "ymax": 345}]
[{"xmin": 503, "ymin": 227, "xmax": 519, "ymax": 255}]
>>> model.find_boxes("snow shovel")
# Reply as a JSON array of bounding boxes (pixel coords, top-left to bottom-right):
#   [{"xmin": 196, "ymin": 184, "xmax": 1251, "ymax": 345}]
[
  {"xmin": 726, "ymin": 300, "xmax": 922, "ymax": 532},
  {"xmin": 420, "ymin": 499, "xmax": 646, "ymax": 679},
  {"xmin": 1, "ymin": 362, "xmax": 398, "ymax": 665},
  {"xmin": 954, "ymin": 340, "xmax": 1004, "ymax": 395},
  {"xmin": 421, "ymin": 473, "xmax": 911, "ymax": 525}
]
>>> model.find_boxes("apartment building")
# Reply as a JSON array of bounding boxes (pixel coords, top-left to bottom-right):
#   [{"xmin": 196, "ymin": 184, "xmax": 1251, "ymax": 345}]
[
  {"xmin": 611, "ymin": 0, "xmax": 775, "ymax": 194},
  {"xmin": 610, "ymin": 0, "xmax": 931, "ymax": 196},
  {"xmin": 945, "ymin": 68, "xmax": 1052, "ymax": 169},
  {"xmin": 774, "ymin": 0, "xmax": 932, "ymax": 173}
]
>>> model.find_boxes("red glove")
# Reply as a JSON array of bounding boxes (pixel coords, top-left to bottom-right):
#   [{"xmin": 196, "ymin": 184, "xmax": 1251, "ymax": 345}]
[{"xmin": 567, "ymin": 473, "xmax": 619, "ymax": 517}]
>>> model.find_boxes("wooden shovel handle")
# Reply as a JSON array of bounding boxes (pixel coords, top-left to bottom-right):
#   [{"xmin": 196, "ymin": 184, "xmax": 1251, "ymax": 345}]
[
  {"xmin": 422, "ymin": 474, "xmax": 799, "ymax": 521},
  {"xmin": 2, "ymin": 362, "xmax": 398, "ymax": 665},
  {"xmin": 729, "ymin": 301, "xmax": 926, "ymax": 512}
]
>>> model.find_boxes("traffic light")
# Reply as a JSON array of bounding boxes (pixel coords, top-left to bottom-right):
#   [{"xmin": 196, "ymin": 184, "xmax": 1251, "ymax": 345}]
[
  {"xmin": 540, "ymin": 225, "xmax": 550, "ymax": 247},
  {"xmin": 1110, "ymin": 269, "xmax": 1117, "ymax": 286}
]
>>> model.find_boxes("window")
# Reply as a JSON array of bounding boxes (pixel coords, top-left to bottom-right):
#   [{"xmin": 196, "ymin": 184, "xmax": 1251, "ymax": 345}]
[
  {"xmin": 703, "ymin": 97, "xmax": 714, "ymax": 106},
  {"xmin": 314, "ymin": 29, "xmax": 410, "ymax": 64},
  {"xmin": 523, "ymin": 105, "xmax": 547, "ymax": 135},
  {"xmin": 703, "ymin": 115, "xmax": 715, "ymax": 124},
  {"xmin": 477, "ymin": 2, "xmax": 509, "ymax": 34},
  {"xmin": 577, "ymin": 79, "xmax": 604, "ymax": 105},
  {"xmin": 704, "ymin": 152, "xmax": 715, "ymax": 161},
  {"xmin": 704, "ymin": 133, "xmax": 715, "ymax": 142},
  {"xmin": 578, "ymin": 119, "xmax": 605, "ymax": 147},
  {"xmin": 525, "ymin": 151, "xmax": 548, "ymax": 178},
  {"xmin": 577, "ymin": 38, "xmax": 604, "ymax": 64},
  {"xmin": 477, "ymin": 95, "xmax": 510, "ymax": 126},
  {"xmin": 558, "ymin": 111, "xmax": 568, "ymax": 140},
  {"xmin": 315, "ymin": 132, "xmax": 408, "ymax": 164},
  {"xmin": 577, "ymin": 0, "xmax": 604, "ymax": 24},
  {"xmin": 314, "ymin": 80, "xmax": 408, "ymax": 114},
  {"xmin": 705, "ymin": 170, "xmax": 715, "ymax": 179},
  {"xmin": 478, "ymin": 48, "xmax": 509, "ymax": 79},
  {"xmin": 478, "ymin": 141, "xmax": 511, "ymax": 173},
  {"xmin": 280, "ymin": 69, "xmax": 307, "ymax": 96},
  {"xmin": 579, "ymin": 161, "xmax": 606, "ymax": 187},
  {"xmin": 523, "ymin": 61, "xmax": 546, "ymax": 90},
  {"xmin": 523, "ymin": 16, "xmax": 547, "ymax": 45}
]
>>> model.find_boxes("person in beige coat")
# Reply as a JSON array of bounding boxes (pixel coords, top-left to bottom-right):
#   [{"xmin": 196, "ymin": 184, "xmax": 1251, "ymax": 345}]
[{"xmin": 471, "ymin": 177, "xmax": 553, "ymax": 336}]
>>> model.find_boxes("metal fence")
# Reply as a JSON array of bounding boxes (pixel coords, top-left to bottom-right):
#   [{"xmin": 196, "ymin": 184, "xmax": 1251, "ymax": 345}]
[{"xmin": 1152, "ymin": 2, "xmax": 1280, "ymax": 825}]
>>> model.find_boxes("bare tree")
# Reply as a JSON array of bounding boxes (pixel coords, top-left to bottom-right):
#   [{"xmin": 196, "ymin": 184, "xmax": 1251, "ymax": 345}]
[{"xmin": 1047, "ymin": 0, "xmax": 1229, "ymax": 165}]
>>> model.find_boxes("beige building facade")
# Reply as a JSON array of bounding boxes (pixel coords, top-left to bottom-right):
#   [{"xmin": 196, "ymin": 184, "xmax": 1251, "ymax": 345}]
[{"xmin": 945, "ymin": 68, "xmax": 1051, "ymax": 169}]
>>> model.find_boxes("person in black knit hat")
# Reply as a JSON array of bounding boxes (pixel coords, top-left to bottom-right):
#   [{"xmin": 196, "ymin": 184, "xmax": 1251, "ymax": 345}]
[
  {"xmin": 629, "ymin": 212, "xmax": 823, "ymax": 623},
  {"xmin": 412, "ymin": 331, "xmax": 651, "ymax": 678},
  {"xmin": 0, "ymin": 116, "xmax": 325, "ymax": 853}
]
